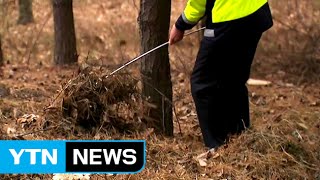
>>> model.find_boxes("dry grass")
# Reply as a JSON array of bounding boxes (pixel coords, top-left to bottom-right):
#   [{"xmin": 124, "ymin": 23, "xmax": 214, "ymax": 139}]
[
  {"xmin": 0, "ymin": 0, "xmax": 319, "ymax": 179},
  {"xmin": 254, "ymin": 0, "xmax": 320, "ymax": 84}
]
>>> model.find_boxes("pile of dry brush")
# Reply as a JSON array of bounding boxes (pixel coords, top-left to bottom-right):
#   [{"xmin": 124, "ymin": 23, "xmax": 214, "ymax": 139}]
[{"xmin": 42, "ymin": 66, "xmax": 145, "ymax": 138}]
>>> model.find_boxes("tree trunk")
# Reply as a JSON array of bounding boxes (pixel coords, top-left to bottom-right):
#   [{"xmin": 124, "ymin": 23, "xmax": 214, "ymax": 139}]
[
  {"xmin": 17, "ymin": 0, "xmax": 34, "ymax": 25},
  {"xmin": 138, "ymin": 0, "xmax": 173, "ymax": 136},
  {"xmin": 52, "ymin": 0, "xmax": 78, "ymax": 65},
  {"xmin": 0, "ymin": 35, "xmax": 3, "ymax": 66}
]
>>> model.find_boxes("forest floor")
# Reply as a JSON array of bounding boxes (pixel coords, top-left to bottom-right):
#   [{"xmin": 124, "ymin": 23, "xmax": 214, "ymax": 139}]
[{"xmin": 0, "ymin": 0, "xmax": 319, "ymax": 179}]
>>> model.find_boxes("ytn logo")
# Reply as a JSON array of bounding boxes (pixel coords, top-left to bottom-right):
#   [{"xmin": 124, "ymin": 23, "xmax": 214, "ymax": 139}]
[{"xmin": 9, "ymin": 149, "xmax": 57, "ymax": 165}]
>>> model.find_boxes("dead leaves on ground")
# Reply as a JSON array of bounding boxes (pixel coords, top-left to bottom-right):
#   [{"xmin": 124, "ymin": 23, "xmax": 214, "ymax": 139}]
[{"xmin": 195, "ymin": 149, "xmax": 220, "ymax": 167}]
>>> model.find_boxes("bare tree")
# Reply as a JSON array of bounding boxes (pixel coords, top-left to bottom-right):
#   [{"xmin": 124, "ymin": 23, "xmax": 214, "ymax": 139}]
[
  {"xmin": 17, "ymin": 0, "xmax": 34, "ymax": 25},
  {"xmin": 52, "ymin": 0, "xmax": 78, "ymax": 65},
  {"xmin": 138, "ymin": 0, "xmax": 173, "ymax": 136}
]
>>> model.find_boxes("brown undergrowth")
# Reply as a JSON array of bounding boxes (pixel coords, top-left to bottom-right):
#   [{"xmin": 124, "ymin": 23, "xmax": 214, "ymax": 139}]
[
  {"xmin": 0, "ymin": 0, "xmax": 319, "ymax": 179},
  {"xmin": 253, "ymin": 0, "xmax": 320, "ymax": 85},
  {"xmin": 40, "ymin": 67, "xmax": 146, "ymax": 140}
]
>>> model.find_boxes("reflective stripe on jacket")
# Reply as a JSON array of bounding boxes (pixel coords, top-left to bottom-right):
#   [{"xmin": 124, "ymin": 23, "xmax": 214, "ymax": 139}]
[{"xmin": 183, "ymin": 0, "xmax": 268, "ymax": 24}]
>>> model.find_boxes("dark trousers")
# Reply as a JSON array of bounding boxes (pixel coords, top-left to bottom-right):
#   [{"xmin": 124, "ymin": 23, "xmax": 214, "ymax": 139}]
[{"xmin": 191, "ymin": 25, "xmax": 262, "ymax": 148}]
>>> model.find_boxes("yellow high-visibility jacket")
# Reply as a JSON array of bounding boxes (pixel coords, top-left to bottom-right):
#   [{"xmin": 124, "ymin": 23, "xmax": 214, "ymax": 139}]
[{"xmin": 183, "ymin": 0, "xmax": 268, "ymax": 24}]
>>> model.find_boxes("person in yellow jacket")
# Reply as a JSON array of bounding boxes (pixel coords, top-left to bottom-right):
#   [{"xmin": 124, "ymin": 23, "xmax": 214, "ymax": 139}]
[{"xmin": 169, "ymin": 0, "xmax": 273, "ymax": 149}]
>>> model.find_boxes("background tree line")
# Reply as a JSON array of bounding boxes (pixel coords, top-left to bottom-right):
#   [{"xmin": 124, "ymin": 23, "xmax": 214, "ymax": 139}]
[{"xmin": 0, "ymin": 0, "xmax": 174, "ymax": 136}]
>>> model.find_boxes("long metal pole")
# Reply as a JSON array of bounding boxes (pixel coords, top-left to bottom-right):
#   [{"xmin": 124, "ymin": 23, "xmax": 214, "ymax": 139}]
[{"xmin": 105, "ymin": 27, "xmax": 206, "ymax": 78}]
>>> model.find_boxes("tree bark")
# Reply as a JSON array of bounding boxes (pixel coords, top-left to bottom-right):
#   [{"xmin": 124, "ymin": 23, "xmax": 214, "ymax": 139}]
[
  {"xmin": 138, "ymin": 0, "xmax": 173, "ymax": 136},
  {"xmin": 0, "ymin": 35, "xmax": 3, "ymax": 66},
  {"xmin": 52, "ymin": 0, "xmax": 78, "ymax": 65},
  {"xmin": 17, "ymin": 0, "xmax": 34, "ymax": 25}
]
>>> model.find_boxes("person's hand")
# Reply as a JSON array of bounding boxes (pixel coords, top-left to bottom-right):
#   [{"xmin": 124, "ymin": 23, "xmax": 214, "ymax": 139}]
[{"xmin": 169, "ymin": 25, "xmax": 184, "ymax": 45}]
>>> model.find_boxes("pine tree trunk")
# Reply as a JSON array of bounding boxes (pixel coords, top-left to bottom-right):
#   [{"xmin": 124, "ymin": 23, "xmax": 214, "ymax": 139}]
[
  {"xmin": 52, "ymin": 0, "xmax": 78, "ymax": 65},
  {"xmin": 17, "ymin": 0, "xmax": 34, "ymax": 25},
  {"xmin": 138, "ymin": 0, "xmax": 173, "ymax": 136}
]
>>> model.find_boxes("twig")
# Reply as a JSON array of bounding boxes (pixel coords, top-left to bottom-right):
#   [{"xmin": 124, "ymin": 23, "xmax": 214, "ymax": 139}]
[
  {"xmin": 281, "ymin": 146, "xmax": 319, "ymax": 171},
  {"xmin": 46, "ymin": 76, "xmax": 80, "ymax": 109},
  {"xmin": 260, "ymin": 131, "xmax": 274, "ymax": 150},
  {"xmin": 172, "ymin": 105, "xmax": 182, "ymax": 136},
  {"xmin": 162, "ymin": 96, "xmax": 165, "ymax": 133},
  {"xmin": 23, "ymin": 11, "xmax": 53, "ymax": 65},
  {"xmin": 131, "ymin": 0, "xmax": 139, "ymax": 12},
  {"xmin": 129, "ymin": 75, "xmax": 183, "ymax": 135},
  {"xmin": 0, "ymin": 0, "xmax": 14, "ymax": 33}
]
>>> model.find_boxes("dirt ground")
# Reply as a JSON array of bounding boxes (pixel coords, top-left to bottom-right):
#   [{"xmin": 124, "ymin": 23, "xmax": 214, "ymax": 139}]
[{"xmin": 0, "ymin": 0, "xmax": 319, "ymax": 179}]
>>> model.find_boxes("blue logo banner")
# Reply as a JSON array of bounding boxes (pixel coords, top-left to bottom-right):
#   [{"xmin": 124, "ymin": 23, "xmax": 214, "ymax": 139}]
[{"xmin": 0, "ymin": 140, "xmax": 146, "ymax": 174}]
